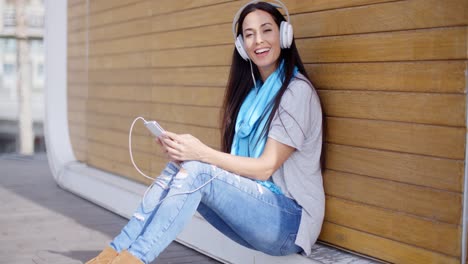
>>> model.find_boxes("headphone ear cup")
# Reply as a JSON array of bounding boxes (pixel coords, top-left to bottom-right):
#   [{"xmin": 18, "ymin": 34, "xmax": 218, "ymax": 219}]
[
  {"xmin": 280, "ymin": 21, "xmax": 293, "ymax": 49},
  {"xmin": 235, "ymin": 35, "xmax": 249, "ymax": 60},
  {"xmin": 286, "ymin": 23, "xmax": 293, "ymax": 48},
  {"xmin": 279, "ymin": 21, "xmax": 286, "ymax": 49}
]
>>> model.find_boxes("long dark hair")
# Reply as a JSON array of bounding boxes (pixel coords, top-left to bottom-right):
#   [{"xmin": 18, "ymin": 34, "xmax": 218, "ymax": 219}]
[{"xmin": 221, "ymin": 2, "xmax": 324, "ymax": 165}]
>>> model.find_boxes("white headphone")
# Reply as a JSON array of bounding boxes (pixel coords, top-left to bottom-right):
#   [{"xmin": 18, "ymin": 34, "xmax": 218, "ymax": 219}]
[{"xmin": 232, "ymin": 0, "xmax": 293, "ymax": 61}]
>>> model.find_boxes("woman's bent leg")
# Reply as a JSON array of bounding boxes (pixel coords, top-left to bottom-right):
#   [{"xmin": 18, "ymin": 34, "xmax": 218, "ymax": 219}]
[
  {"xmin": 125, "ymin": 161, "xmax": 303, "ymax": 263},
  {"xmin": 197, "ymin": 202, "xmax": 256, "ymax": 250},
  {"xmin": 189, "ymin": 162, "xmax": 303, "ymax": 256},
  {"xmin": 109, "ymin": 162, "xmax": 180, "ymax": 252}
]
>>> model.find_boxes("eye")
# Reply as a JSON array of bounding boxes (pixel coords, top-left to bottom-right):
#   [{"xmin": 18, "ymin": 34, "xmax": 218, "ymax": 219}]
[{"xmin": 264, "ymin": 29, "xmax": 272, "ymax": 33}]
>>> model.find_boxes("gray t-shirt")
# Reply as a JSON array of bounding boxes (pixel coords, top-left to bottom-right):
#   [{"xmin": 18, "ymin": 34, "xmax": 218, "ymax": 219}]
[{"xmin": 268, "ymin": 73, "xmax": 325, "ymax": 256}]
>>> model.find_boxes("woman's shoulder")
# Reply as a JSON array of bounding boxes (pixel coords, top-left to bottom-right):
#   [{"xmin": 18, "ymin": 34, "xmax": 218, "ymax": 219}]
[{"xmin": 284, "ymin": 73, "xmax": 318, "ymax": 103}]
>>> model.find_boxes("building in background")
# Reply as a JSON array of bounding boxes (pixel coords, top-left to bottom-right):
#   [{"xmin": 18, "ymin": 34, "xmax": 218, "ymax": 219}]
[{"xmin": 0, "ymin": 0, "xmax": 45, "ymax": 153}]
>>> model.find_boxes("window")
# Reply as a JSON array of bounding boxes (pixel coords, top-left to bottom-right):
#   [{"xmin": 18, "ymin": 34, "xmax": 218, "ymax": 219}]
[
  {"xmin": 3, "ymin": 63, "xmax": 15, "ymax": 76},
  {"xmin": 29, "ymin": 39, "xmax": 43, "ymax": 54},
  {"xmin": 4, "ymin": 39, "xmax": 17, "ymax": 53},
  {"xmin": 3, "ymin": 3, "xmax": 16, "ymax": 27}
]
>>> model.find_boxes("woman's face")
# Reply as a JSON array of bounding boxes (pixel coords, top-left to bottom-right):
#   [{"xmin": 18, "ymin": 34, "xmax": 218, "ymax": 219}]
[{"xmin": 242, "ymin": 9, "xmax": 281, "ymax": 81}]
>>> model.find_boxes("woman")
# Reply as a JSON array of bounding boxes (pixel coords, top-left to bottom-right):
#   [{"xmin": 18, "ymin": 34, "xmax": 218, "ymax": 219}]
[{"xmin": 87, "ymin": 1, "xmax": 324, "ymax": 263}]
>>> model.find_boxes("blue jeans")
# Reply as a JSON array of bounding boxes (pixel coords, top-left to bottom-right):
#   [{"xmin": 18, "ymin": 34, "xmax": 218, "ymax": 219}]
[{"xmin": 110, "ymin": 161, "xmax": 303, "ymax": 263}]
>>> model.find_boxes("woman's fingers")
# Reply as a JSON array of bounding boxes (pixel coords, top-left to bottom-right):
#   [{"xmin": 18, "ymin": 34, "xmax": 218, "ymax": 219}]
[
  {"xmin": 163, "ymin": 131, "xmax": 180, "ymax": 142},
  {"xmin": 166, "ymin": 145, "xmax": 182, "ymax": 160},
  {"xmin": 162, "ymin": 137, "xmax": 179, "ymax": 151},
  {"xmin": 155, "ymin": 137, "xmax": 163, "ymax": 146}
]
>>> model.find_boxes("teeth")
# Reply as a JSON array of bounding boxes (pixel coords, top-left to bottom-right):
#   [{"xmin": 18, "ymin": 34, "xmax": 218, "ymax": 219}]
[{"xmin": 255, "ymin": 48, "xmax": 270, "ymax": 54}]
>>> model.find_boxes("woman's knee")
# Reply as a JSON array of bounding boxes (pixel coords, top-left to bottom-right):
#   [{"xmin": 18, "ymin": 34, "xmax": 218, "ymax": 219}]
[
  {"xmin": 168, "ymin": 161, "xmax": 208, "ymax": 189},
  {"xmin": 179, "ymin": 161, "xmax": 213, "ymax": 178}
]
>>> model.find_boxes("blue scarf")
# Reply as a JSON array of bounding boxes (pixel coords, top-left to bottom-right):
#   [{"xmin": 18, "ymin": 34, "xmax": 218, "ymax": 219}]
[{"xmin": 231, "ymin": 61, "xmax": 298, "ymax": 194}]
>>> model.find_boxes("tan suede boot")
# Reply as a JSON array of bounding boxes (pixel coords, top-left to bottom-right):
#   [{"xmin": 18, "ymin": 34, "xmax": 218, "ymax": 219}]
[
  {"xmin": 85, "ymin": 246, "xmax": 118, "ymax": 264},
  {"xmin": 110, "ymin": 250, "xmax": 143, "ymax": 264}
]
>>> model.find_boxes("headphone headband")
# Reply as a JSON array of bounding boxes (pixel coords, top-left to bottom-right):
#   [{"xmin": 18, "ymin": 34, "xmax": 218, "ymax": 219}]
[{"xmin": 231, "ymin": 0, "xmax": 290, "ymax": 41}]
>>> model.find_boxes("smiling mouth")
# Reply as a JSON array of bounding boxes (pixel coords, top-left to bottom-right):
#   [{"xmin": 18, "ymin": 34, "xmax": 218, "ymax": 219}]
[{"xmin": 255, "ymin": 48, "xmax": 270, "ymax": 55}]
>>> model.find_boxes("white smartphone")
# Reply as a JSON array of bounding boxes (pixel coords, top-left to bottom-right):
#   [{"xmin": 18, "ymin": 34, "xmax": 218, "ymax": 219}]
[{"xmin": 144, "ymin": 120, "xmax": 165, "ymax": 138}]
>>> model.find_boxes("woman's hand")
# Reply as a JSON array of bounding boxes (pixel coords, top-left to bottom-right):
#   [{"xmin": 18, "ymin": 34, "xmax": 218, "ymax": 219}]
[
  {"xmin": 155, "ymin": 137, "xmax": 175, "ymax": 161},
  {"xmin": 160, "ymin": 131, "xmax": 210, "ymax": 162}
]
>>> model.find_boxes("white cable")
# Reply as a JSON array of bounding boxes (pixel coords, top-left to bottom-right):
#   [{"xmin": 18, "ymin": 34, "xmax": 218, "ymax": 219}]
[
  {"xmin": 129, "ymin": 116, "xmax": 156, "ymax": 181},
  {"xmin": 141, "ymin": 168, "xmax": 223, "ymax": 213},
  {"xmin": 129, "ymin": 117, "xmax": 223, "ymax": 213},
  {"xmin": 249, "ymin": 59, "xmax": 257, "ymax": 90}
]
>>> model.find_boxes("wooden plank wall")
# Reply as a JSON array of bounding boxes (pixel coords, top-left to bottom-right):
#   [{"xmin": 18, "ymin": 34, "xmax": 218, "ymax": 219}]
[{"xmin": 67, "ymin": 0, "xmax": 468, "ymax": 263}]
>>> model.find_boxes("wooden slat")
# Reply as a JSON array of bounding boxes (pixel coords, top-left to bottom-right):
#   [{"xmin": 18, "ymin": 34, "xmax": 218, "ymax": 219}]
[
  {"xmin": 148, "ymin": 0, "xmax": 234, "ymax": 16},
  {"xmin": 87, "ymin": 45, "xmax": 232, "ymax": 70},
  {"xmin": 68, "ymin": 16, "xmax": 87, "ymax": 32},
  {"xmin": 326, "ymin": 117, "xmax": 465, "ymax": 159},
  {"xmin": 68, "ymin": 57, "xmax": 87, "ymax": 71},
  {"xmin": 89, "ymin": 0, "xmax": 231, "ymax": 15},
  {"xmin": 89, "ymin": 1, "xmax": 152, "ymax": 28},
  {"xmin": 325, "ymin": 196, "xmax": 461, "ymax": 257},
  {"xmin": 87, "ymin": 67, "xmax": 229, "ymax": 86},
  {"xmin": 70, "ymin": 138, "xmax": 87, "ymax": 162},
  {"xmin": 151, "ymin": 156, "xmax": 172, "ymax": 178},
  {"xmin": 68, "ymin": 0, "xmax": 85, "ymax": 7},
  {"xmin": 69, "ymin": 123, "xmax": 87, "ymax": 138},
  {"xmin": 149, "ymin": 22, "xmax": 229, "ymax": 50},
  {"xmin": 68, "ymin": 43, "xmax": 87, "ymax": 58},
  {"xmin": 324, "ymin": 170, "xmax": 462, "ymax": 224},
  {"xmin": 152, "ymin": 104, "xmax": 220, "ymax": 128},
  {"xmin": 68, "ymin": 30, "xmax": 87, "ymax": 44},
  {"xmin": 292, "ymin": 0, "xmax": 468, "ymax": 38},
  {"xmin": 68, "ymin": 2, "xmax": 87, "ymax": 19},
  {"xmin": 88, "ymin": 0, "xmax": 142, "ymax": 14},
  {"xmin": 88, "ymin": 69, "xmax": 151, "ymax": 84},
  {"xmin": 87, "ymin": 98, "xmax": 151, "ymax": 117},
  {"xmin": 89, "ymin": 0, "xmax": 233, "ymax": 28},
  {"xmin": 68, "ymin": 71, "xmax": 88, "ymax": 84},
  {"xmin": 326, "ymin": 144, "xmax": 464, "ymax": 192},
  {"xmin": 86, "ymin": 113, "xmax": 144, "ymax": 134},
  {"xmin": 319, "ymin": 222, "xmax": 459, "ymax": 264},
  {"xmin": 152, "ymin": 67, "xmax": 229, "ymax": 87},
  {"xmin": 298, "ymin": 27, "xmax": 467, "ymax": 63},
  {"xmin": 84, "ymin": 112, "xmax": 222, "ymax": 149},
  {"xmin": 87, "ymin": 153, "xmax": 152, "ymax": 185},
  {"xmin": 306, "ymin": 61, "xmax": 467, "ymax": 93},
  {"xmin": 87, "ymin": 84, "xmax": 152, "ymax": 102},
  {"xmin": 68, "ymin": 84, "xmax": 88, "ymax": 98},
  {"xmin": 152, "ymin": 86, "xmax": 224, "ymax": 107},
  {"xmin": 87, "ymin": 51, "xmax": 151, "ymax": 70},
  {"xmin": 150, "ymin": 1, "xmax": 239, "ymax": 34},
  {"xmin": 319, "ymin": 90, "xmax": 465, "ymax": 126},
  {"xmin": 88, "ymin": 16, "xmax": 151, "ymax": 42},
  {"xmin": 283, "ymin": 0, "xmax": 402, "ymax": 13},
  {"xmin": 88, "ymin": 140, "xmax": 154, "ymax": 171},
  {"xmin": 69, "ymin": 135, "xmax": 87, "ymax": 151},
  {"xmin": 68, "ymin": 97, "xmax": 87, "ymax": 112},
  {"xmin": 73, "ymin": 149, "xmax": 87, "ymax": 162},
  {"xmin": 87, "ymin": 1, "xmax": 237, "ymax": 42},
  {"xmin": 88, "ymin": 34, "xmax": 152, "ymax": 56},
  {"xmin": 68, "ymin": 111, "xmax": 87, "ymax": 125},
  {"xmin": 88, "ymin": 23, "xmax": 231, "ymax": 56},
  {"xmin": 87, "ymin": 126, "xmax": 154, "ymax": 153}
]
